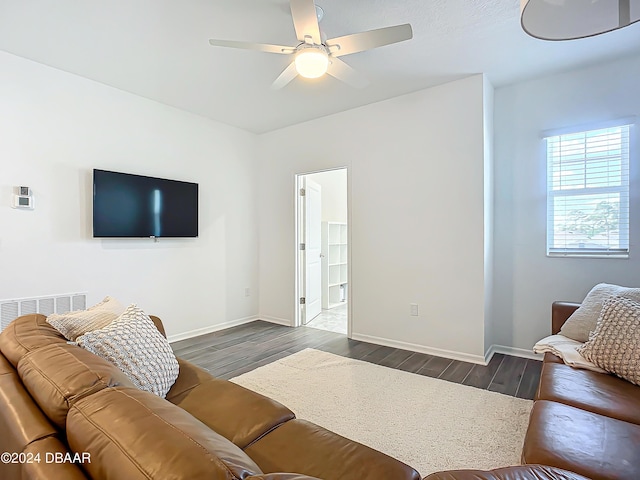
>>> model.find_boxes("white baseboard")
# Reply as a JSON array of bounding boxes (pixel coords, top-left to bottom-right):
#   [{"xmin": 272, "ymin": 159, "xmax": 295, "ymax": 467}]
[
  {"xmin": 167, "ymin": 315, "xmax": 259, "ymax": 343},
  {"xmin": 259, "ymin": 315, "xmax": 293, "ymax": 327},
  {"xmin": 485, "ymin": 344, "xmax": 543, "ymax": 363},
  {"xmin": 167, "ymin": 316, "xmax": 543, "ymax": 366},
  {"xmin": 350, "ymin": 333, "xmax": 488, "ymax": 365}
]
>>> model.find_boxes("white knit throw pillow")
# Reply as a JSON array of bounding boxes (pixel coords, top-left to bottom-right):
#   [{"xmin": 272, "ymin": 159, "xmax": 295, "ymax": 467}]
[
  {"xmin": 578, "ymin": 296, "xmax": 640, "ymax": 386},
  {"xmin": 77, "ymin": 305, "xmax": 179, "ymax": 397}
]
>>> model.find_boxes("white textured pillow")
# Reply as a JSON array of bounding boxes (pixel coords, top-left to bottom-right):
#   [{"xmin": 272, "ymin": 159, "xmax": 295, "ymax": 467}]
[
  {"xmin": 76, "ymin": 305, "xmax": 179, "ymax": 398},
  {"xmin": 47, "ymin": 296, "xmax": 126, "ymax": 341},
  {"xmin": 560, "ymin": 283, "xmax": 640, "ymax": 342},
  {"xmin": 578, "ymin": 296, "xmax": 640, "ymax": 385}
]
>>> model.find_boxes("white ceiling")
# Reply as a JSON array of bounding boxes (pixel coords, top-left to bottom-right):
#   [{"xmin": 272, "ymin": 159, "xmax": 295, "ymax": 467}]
[{"xmin": 1, "ymin": 0, "xmax": 639, "ymax": 134}]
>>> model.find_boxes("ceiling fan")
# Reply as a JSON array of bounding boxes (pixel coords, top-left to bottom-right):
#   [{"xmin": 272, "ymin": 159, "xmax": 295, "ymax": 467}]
[{"xmin": 208, "ymin": 0, "xmax": 413, "ymax": 89}]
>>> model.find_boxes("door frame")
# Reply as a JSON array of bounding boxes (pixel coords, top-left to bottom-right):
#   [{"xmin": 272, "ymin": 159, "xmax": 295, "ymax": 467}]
[
  {"xmin": 300, "ymin": 176, "xmax": 322, "ymax": 324},
  {"xmin": 294, "ymin": 167, "xmax": 351, "ymax": 338}
]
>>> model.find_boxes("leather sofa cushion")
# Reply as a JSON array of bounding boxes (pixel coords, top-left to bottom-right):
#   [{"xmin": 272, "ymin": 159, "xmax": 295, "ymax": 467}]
[
  {"xmin": 0, "ymin": 368, "xmax": 57, "ymax": 455},
  {"xmin": 537, "ymin": 362, "xmax": 640, "ymax": 424},
  {"xmin": 0, "ymin": 352, "xmax": 14, "ymax": 375},
  {"xmin": 543, "ymin": 352, "xmax": 563, "ymax": 364},
  {"xmin": 17, "ymin": 342, "xmax": 135, "ymax": 430},
  {"xmin": 0, "ymin": 314, "xmax": 68, "ymax": 367},
  {"xmin": 244, "ymin": 419, "xmax": 421, "ymax": 480},
  {"xmin": 67, "ymin": 386, "xmax": 263, "ymax": 480},
  {"xmin": 522, "ymin": 400, "xmax": 640, "ymax": 480},
  {"xmin": 423, "ymin": 465, "xmax": 589, "ymax": 480},
  {"xmin": 22, "ymin": 436, "xmax": 88, "ymax": 480},
  {"xmin": 168, "ymin": 374, "xmax": 295, "ymax": 449},
  {"xmin": 246, "ymin": 476, "xmax": 321, "ymax": 480},
  {"xmin": 165, "ymin": 357, "xmax": 214, "ymax": 398},
  {"xmin": 149, "ymin": 314, "xmax": 166, "ymax": 337}
]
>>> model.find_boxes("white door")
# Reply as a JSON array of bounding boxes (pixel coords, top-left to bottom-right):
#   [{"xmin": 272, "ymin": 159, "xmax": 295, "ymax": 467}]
[{"xmin": 303, "ymin": 178, "xmax": 322, "ymax": 323}]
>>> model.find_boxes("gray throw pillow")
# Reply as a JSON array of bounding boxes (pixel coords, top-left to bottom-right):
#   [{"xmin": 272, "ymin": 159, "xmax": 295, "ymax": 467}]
[{"xmin": 560, "ymin": 283, "xmax": 640, "ymax": 342}]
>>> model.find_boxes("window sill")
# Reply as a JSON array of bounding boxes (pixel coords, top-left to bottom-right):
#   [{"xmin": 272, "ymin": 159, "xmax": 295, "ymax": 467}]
[{"xmin": 547, "ymin": 253, "xmax": 629, "ymax": 259}]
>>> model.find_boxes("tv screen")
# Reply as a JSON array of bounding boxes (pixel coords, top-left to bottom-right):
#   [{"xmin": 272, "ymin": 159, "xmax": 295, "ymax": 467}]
[{"xmin": 93, "ymin": 169, "xmax": 198, "ymax": 238}]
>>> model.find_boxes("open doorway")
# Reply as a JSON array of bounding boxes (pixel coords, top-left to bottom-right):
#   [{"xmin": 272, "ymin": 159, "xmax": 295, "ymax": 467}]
[{"xmin": 295, "ymin": 168, "xmax": 349, "ymax": 336}]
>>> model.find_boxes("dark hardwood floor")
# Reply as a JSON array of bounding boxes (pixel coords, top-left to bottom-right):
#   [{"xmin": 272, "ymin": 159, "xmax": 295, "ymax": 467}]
[{"xmin": 171, "ymin": 320, "xmax": 542, "ymax": 400}]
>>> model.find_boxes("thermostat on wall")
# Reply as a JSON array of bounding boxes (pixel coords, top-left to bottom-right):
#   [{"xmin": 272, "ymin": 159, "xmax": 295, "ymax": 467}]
[{"xmin": 12, "ymin": 186, "xmax": 34, "ymax": 210}]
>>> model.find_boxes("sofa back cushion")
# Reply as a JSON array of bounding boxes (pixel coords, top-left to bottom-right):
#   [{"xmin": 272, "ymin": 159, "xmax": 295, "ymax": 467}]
[
  {"xmin": 167, "ymin": 359, "xmax": 295, "ymax": 449},
  {"xmin": 67, "ymin": 386, "xmax": 263, "ymax": 480},
  {"xmin": 0, "ymin": 354, "xmax": 58, "ymax": 456},
  {"xmin": 0, "ymin": 352, "xmax": 83, "ymax": 479},
  {"xmin": 0, "ymin": 351, "xmax": 15, "ymax": 376},
  {"xmin": 17, "ymin": 343, "xmax": 135, "ymax": 430},
  {"xmin": 0, "ymin": 314, "xmax": 68, "ymax": 367}
]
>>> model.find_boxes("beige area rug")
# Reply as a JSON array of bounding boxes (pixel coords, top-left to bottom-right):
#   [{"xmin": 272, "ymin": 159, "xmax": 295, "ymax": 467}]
[{"xmin": 231, "ymin": 348, "xmax": 532, "ymax": 477}]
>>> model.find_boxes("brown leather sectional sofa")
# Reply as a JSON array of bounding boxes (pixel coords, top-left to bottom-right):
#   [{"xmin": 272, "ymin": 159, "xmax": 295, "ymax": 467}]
[
  {"xmin": 1, "ymin": 304, "xmax": 633, "ymax": 479},
  {"xmin": 0, "ymin": 313, "xmax": 422, "ymax": 480},
  {"xmin": 521, "ymin": 301, "xmax": 640, "ymax": 480},
  {"xmin": 427, "ymin": 301, "xmax": 640, "ymax": 480}
]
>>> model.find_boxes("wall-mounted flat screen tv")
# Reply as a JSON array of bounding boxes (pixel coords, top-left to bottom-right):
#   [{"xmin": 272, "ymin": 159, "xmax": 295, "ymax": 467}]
[{"xmin": 93, "ymin": 169, "xmax": 198, "ymax": 238}]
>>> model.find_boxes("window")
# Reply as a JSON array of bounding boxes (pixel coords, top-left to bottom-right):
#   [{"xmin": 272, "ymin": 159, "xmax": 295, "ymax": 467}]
[{"xmin": 546, "ymin": 123, "xmax": 631, "ymax": 257}]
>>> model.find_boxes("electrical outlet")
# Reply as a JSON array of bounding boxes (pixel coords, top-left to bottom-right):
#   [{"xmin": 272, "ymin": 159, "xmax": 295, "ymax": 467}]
[
  {"xmin": 245, "ymin": 288, "xmax": 251, "ymax": 297},
  {"xmin": 410, "ymin": 303, "xmax": 419, "ymax": 316}
]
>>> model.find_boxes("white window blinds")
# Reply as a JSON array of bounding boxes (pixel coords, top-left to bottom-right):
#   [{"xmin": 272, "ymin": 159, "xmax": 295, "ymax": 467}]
[{"xmin": 546, "ymin": 123, "xmax": 631, "ymax": 257}]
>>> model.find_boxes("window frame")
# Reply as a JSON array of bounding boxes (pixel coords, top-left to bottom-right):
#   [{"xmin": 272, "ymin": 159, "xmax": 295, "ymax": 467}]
[{"xmin": 544, "ymin": 119, "xmax": 634, "ymax": 258}]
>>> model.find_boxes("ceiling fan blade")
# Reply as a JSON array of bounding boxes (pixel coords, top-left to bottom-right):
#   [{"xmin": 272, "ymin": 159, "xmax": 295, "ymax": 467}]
[
  {"xmin": 209, "ymin": 39, "xmax": 295, "ymax": 55},
  {"xmin": 326, "ymin": 57, "xmax": 369, "ymax": 88},
  {"xmin": 326, "ymin": 24, "xmax": 413, "ymax": 57},
  {"xmin": 290, "ymin": 0, "xmax": 321, "ymax": 44},
  {"xmin": 271, "ymin": 62, "xmax": 299, "ymax": 90}
]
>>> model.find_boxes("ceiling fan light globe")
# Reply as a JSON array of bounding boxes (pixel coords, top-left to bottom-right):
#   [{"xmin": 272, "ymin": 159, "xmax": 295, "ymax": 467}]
[{"xmin": 295, "ymin": 49, "xmax": 329, "ymax": 78}]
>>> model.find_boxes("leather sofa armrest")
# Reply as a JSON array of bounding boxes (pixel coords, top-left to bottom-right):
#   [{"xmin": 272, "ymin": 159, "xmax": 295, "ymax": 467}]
[
  {"xmin": 551, "ymin": 302, "xmax": 580, "ymax": 334},
  {"xmin": 148, "ymin": 315, "xmax": 166, "ymax": 338}
]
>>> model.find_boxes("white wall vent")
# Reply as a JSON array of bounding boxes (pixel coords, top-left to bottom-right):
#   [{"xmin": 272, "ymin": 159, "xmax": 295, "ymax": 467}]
[{"xmin": 0, "ymin": 292, "xmax": 87, "ymax": 332}]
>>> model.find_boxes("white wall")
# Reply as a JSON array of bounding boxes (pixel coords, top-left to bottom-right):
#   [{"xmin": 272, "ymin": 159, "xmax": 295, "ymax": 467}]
[
  {"xmin": 493, "ymin": 53, "xmax": 640, "ymax": 350},
  {"xmin": 306, "ymin": 169, "xmax": 348, "ymax": 224},
  {"xmin": 483, "ymin": 77, "xmax": 495, "ymax": 354},
  {"xmin": 258, "ymin": 75, "xmax": 491, "ymax": 361},
  {"xmin": 0, "ymin": 52, "xmax": 259, "ymax": 340},
  {"xmin": 9, "ymin": 46, "xmax": 634, "ymax": 359}
]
